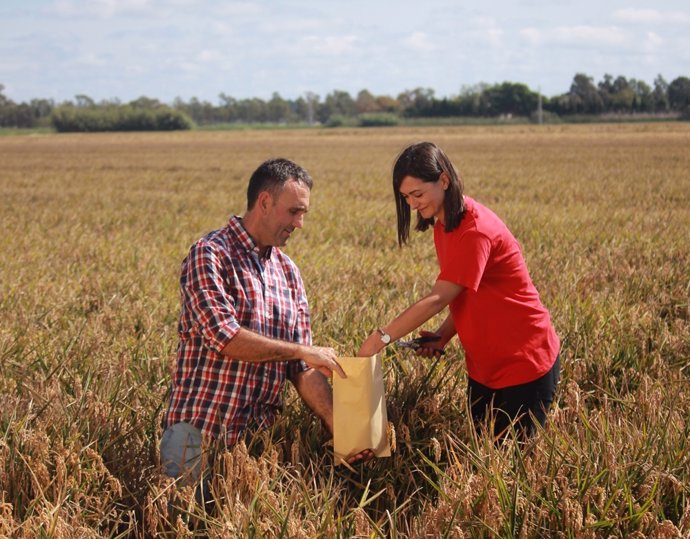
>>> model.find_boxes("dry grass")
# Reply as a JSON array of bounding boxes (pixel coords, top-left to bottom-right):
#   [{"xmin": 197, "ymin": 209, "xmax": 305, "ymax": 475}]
[{"xmin": 0, "ymin": 124, "xmax": 689, "ymax": 537}]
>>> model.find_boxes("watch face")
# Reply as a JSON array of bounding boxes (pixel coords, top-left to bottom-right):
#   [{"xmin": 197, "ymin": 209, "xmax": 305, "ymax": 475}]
[{"xmin": 380, "ymin": 333, "xmax": 391, "ymax": 344}]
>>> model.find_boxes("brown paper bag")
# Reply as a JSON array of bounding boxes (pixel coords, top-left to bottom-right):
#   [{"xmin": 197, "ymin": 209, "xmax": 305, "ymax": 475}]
[{"xmin": 332, "ymin": 355, "xmax": 391, "ymax": 464}]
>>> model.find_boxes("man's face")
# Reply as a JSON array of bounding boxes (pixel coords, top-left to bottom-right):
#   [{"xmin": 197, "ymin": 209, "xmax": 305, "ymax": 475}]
[{"xmin": 261, "ymin": 179, "xmax": 310, "ymax": 248}]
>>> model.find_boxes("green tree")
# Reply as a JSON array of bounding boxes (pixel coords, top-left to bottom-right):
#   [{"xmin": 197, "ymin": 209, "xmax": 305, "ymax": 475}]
[
  {"xmin": 355, "ymin": 89, "xmax": 380, "ymax": 114},
  {"xmin": 609, "ymin": 76, "xmax": 635, "ymax": 113},
  {"xmin": 129, "ymin": 96, "xmax": 163, "ymax": 109},
  {"xmin": 267, "ymin": 92, "xmax": 290, "ymax": 123},
  {"xmin": 457, "ymin": 83, "xmax": 489, "ymax": 115},
  {"xmin": 569, "ymin": 73, "xmax": 603, "ymax": 113},
  {"xmin": 597, "ymin": 73, "xmax": 615, "ymax": 111},
  {"xmin": 237, "ymin": 98, "xmax": 268, "ymax": 123},
  {"xmin": 652, "ymin": 75, "xmax": 669, "ymax": 112},
  {"xmin": 75, "ymin": 94, "xmax": 95, "ymax": 108},
  {"xmin": 375, "ymin": 94, "xmax": 400, "ymax": 113},
  {"xmin": 397, "ymin": 87, "xmax": 434, "ymax": 116},
  {"xmin": 667, "ymin": 76, "xmax": 690, "ymax": 111},
  {"xmin": 318, "ymin": 90, "xmax": 356, "ymax": 123},
  {"xmin": 482, "ymin": 82, "xmax": 538, "ymax": 116},
  {"xmin": 218, "ymin": 93, "xmax": 238, "ymax": 122},
  {"xmin": 628, "ymin": 79, "xmax": 653, "ymax": 112}
]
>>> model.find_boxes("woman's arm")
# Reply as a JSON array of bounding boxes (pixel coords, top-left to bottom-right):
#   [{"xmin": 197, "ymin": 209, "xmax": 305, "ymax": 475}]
[
  {"xmin": 357, "ymin": 280, "xmax": 463, "ymax": 357},
  {"xmin": 416, "ymin": 314, "xmax": 458, "ymax": 358}
]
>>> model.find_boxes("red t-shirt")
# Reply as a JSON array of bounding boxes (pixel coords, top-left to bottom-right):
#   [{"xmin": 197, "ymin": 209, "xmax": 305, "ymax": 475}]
[{"xmin": 434, "ymin": 197, "xmax": 560, "ymax": 389}]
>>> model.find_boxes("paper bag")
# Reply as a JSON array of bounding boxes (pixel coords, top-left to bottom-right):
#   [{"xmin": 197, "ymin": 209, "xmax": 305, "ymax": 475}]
[{"xmin": 332, "ymin": 355, "xmax": 391, "ymax": 464}]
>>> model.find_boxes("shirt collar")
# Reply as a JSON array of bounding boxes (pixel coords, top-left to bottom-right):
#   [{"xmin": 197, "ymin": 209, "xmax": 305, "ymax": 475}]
[{"xmin": 228, "ymin": 215, "xmax": 273, "ymax": 260}]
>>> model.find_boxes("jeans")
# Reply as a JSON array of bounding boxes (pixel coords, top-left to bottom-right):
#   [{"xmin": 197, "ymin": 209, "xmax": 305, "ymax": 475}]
[{"xmin": 160, "ymin": 422, "xmax": 212, "ymax": 507}]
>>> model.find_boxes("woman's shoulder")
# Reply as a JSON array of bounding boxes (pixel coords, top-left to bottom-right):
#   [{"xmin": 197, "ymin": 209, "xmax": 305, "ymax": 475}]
[{"xmin": 464, "ymin": 197, "xmax": 508, "ymax": 233}]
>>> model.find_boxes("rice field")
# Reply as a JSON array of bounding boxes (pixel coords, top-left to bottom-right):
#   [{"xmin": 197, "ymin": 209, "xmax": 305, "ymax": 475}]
[{"xmin": 0, "ymin": 123, "xmax": 689, "ymax": 537}]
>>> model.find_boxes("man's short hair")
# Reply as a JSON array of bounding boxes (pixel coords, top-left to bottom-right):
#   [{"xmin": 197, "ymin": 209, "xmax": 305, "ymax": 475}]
[{"xmin": 247, "ymin": 158, "xmax": 313, "ymax": 210}]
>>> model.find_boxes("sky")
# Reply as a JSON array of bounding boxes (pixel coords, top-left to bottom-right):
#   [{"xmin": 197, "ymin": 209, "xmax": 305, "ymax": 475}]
[{"xmin": 1, "ymin": 0, "xmax": 689, "ymax": 104}]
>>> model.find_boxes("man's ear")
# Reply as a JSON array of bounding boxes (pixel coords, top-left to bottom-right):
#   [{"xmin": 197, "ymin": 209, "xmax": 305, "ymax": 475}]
[{"xmin": 257, "ymin": 191, "xmax": 272, "ymax": 214}]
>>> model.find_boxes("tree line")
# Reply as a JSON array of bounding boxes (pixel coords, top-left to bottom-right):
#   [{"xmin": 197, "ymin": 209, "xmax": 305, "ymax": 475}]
[{"xmin": 1, "ymin": 73, "xmax": 689, "ymax": 131}]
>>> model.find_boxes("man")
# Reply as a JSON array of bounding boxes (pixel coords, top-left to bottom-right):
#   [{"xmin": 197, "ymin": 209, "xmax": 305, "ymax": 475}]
[{"xmin": 160, "ymin": 158, "xmax": 351, "ymax": 489}]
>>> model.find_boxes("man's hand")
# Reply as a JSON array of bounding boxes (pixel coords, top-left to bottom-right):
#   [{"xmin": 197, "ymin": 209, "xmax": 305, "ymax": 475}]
[
  {"xmin": 346, "ymin": 448, "xmax": 375, "ymax": 465},
  {"xmin": 301, "ymin": 345, "xmax": 346, "ymax": 379}
]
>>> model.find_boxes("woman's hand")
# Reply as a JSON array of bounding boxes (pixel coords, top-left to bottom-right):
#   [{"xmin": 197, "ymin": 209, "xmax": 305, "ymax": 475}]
[
  {"xmin": 357, "ymin": 331, "xmax": 385, "ymax": 357},
  {"xmin": 415, "ymin": 330, "xmax": 446, "ymax": 358}
]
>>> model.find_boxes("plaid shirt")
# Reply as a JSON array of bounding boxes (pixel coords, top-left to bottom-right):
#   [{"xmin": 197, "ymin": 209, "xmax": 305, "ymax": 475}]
[{"xmin": 164, "ymin": 215, "xmax": 310, "ymax": 445}]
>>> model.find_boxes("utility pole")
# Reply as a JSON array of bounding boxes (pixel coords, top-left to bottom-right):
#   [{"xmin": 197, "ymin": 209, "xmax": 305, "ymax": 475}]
[{"xmin": 537, "ymin": 86, "xmax": 543, "ymax": 125}]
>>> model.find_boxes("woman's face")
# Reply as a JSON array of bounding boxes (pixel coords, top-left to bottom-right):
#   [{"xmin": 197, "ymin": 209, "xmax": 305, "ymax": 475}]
[{"xmin": 399, "ymin": 174, "xmax": 448, "ymax": 223}]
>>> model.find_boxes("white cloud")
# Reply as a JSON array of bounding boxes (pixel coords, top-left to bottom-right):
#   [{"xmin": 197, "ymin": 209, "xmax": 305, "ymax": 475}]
[
  {"xmin": 642, "ymin": 31, "xmax": 663, "ymax": 52},
  {"xmin": 465, "ymin": 17, "xmax": 504, "ymax": 48},
  {"xmin": 613, "ymin": 8, "xmax": 662, "ymax": 23},
  {"xmin": 554, "ymin": 26, "xmax": 627, "ymax": 46},
  {"xmin": 613, "ymin": 8, "xmax": 690, "ymax": 24},
  {"xmin": 214, "ymin": 2, "xmax": 265, "ymax": 17},
  {"xmin": 519, "ymin": 27, "xmax": 541, "ymax": 45},
  {"xmin": 74, "ymin": 53, "xmax": 107, "ymax": 67},
  {"xmin": 295, "ymin": 35, "xmax": 359, "ymax": 56},
  {"xmin": 404, "ymin": 31, "xmax": 436, "ymax": 52},
  {"xmin": 178, "ymin": 61, "xmax": 202, "ymax": 73},
  {"xmin": 197, "ymin": 50, "xmax": 223, "ymax": 63},
  {"xmin": 51, "ymin": 0, "xmax": 152, "ymax": 18},
  {"xmin": 519, "ymin": 25, "xmax": 627, "ymax": 47}
]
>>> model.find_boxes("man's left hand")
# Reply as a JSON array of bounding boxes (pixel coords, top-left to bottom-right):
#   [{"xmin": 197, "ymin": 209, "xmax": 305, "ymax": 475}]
[{"xmin": 346, "ymin": 448, "xmax": 375, "ymax": 465}]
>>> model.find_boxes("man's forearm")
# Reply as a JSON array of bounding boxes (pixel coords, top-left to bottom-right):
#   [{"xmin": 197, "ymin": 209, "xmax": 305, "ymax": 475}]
[
  {"xmin": 220, "ymin": 327, "xmax": 345, "ymax": 378},
  {"xmin": 220, "ymin": 328, "xmax": 304, "ymax": 363},
  {"xmin": 291, "ymin": 369, "xmax": 334, "ymax": 434}
]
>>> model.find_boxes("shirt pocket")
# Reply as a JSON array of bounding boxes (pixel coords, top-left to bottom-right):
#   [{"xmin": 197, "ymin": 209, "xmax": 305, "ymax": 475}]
[{"xmin": 266, "ymin": 281, "xmax": 298, "ymax": 339}]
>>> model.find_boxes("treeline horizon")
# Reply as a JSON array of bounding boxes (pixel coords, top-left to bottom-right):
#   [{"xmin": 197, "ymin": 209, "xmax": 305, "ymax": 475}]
[{"xmin": 1, "ymin": 72, "xmax": 689, "ymax": 131}]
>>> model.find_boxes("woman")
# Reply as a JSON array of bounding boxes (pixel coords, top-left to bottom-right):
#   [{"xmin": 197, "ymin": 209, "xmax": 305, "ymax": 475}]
[{"xmin": 358, "ymin": 141, "xmax": 560, "ymax": 440}]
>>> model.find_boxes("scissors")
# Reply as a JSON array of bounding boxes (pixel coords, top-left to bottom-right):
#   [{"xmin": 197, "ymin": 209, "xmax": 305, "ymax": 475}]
[{"xmin": 396, "ymin": 334, "xmax": 445, "ymax": 355}]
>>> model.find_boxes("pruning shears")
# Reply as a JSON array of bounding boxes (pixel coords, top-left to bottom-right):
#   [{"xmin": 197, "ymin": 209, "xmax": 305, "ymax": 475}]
[{"xmin": 396, "ymin": 334, "xmax": 445, "ymax": 355}]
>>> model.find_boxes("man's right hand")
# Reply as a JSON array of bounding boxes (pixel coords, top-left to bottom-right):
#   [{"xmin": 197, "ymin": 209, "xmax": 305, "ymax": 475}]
[{"xmin": 301, "ymin": 346, "xmax": 347, "ymax": 379}]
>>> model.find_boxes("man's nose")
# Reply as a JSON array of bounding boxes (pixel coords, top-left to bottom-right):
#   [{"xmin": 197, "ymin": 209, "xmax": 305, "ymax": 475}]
[{"xmin": 293, "ymin": 214, "xmax": 305, "ymax": 228}]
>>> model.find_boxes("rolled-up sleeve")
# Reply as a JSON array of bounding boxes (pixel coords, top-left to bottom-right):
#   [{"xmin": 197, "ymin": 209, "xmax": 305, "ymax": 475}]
[{"xmin": 182, "ymin": 241, "xmax": 241, "ymax": 353}]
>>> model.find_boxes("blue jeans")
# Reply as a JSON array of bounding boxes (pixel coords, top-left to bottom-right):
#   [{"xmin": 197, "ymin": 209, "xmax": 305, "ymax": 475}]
[{"xmin": 160, "ymin": 422, "xmax": 212, "ymax": 506}]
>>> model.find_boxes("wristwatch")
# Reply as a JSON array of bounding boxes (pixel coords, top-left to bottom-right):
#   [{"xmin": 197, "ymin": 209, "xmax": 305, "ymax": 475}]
[{"xmin": 376, "ymin": 328, "xmax": 392, "ymax": 345}]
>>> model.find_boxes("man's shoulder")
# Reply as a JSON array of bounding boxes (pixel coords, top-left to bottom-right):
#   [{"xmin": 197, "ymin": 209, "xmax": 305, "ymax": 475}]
[
  {"xmin": 182, "ymin": 226, "xmax": 237, "ymax": 269},
  {"xmin": 193, "ymin": 224, "xmax": 235, "ymax": 251}
]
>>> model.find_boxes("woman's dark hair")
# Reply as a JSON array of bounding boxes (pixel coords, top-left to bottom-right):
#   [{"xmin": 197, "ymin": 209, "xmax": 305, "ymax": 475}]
[
  {"xmin": 247, "ymin": 158, "xmax": 313, "ymax": 210},
  {"xmin": 392, "ymin": 141, "xmax": 465, "ymax": 246}
]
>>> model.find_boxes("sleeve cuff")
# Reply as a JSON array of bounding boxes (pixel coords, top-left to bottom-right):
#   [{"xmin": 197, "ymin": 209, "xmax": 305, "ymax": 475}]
[{"xmin": 202, "ymin": 318, "xmax": 241, "ymax": 353}]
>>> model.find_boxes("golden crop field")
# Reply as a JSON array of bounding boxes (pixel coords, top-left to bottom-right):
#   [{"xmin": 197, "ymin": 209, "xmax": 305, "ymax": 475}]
[{"xmin": 1, "ymin": 123, "xmax": 689, "ymax": 537}]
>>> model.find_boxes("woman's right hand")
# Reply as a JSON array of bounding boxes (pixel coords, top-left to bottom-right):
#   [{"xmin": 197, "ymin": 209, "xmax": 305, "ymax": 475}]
[{"xmin": 415, "ymin": 330, "xmax": 446, "ymax": 358}]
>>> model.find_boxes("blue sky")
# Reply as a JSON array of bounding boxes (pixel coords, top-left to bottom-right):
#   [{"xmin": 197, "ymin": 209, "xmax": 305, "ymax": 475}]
[{"xmin": 1, "ymin": 0, "xmax": 689, "ymax": 104}]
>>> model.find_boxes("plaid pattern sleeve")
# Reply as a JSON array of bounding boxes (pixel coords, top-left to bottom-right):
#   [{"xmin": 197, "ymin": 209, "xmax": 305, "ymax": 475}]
[
  {"xmin": 182, "ymin": 241, "xmax": 241, "ymax": 353},
  {"xmin": 164, "ymin": 216, "xmax": 313, "ymax": 445}
]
